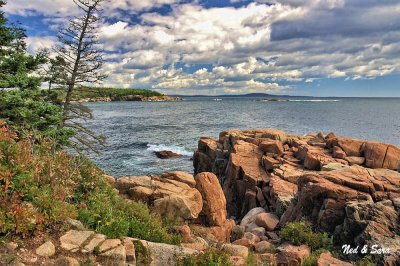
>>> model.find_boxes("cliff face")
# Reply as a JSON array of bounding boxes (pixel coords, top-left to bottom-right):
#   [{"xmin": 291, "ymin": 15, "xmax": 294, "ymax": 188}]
[{"xmin": 193, "ymin": 129, "xmax": 400, "ymax": 263}]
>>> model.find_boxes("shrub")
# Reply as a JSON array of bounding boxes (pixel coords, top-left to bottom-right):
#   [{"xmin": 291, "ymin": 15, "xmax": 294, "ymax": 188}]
[
  {"xmin": 354, "ymin": 256, "xmax": 375, "ymax": 266},
  {"xmin": 302, "ymin": 249, "xmax": 327, "ymax": 266},
  {"xmin": 75, "ymin": 159, "xmax": 180, "ymax": 244},
  {"xmin": 180, "ymin": 248, "xmax": 233, "ymax": 266},
  {"xmin": 280, "ymin": 222, "xmax": 333, "ymax": 251},
  {"xmin": 246, "ymin": 252, "xmax": 257, "ymax": 266},
  {"xmin": 0, "ymin": 121, "xmax": 180, "ymax": 244},
  {"xmin": 0, "ymin": 123, "xmax": 78, "ymax": 236},
  {"xmin": 77, "ymin": 185, "xmax": 180, "ymax": 244},
  {"xmin": 133, "ymin": 240, "xmax": 152, "ymax": 266}
]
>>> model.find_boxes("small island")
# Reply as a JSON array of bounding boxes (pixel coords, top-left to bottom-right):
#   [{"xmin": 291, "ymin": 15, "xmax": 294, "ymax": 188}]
[
  {"xmin": 65, "ymin": 87, "xmax": 182, "ymax": 102},
  {"xmin": 256, "ymin": 98, "xmax": 289, "ymax": 102}
]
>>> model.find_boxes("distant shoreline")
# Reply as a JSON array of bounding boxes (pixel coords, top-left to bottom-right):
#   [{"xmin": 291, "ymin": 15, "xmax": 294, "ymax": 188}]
[{"xmin": 72, "ymin": 95, "xmax": 182, "ymax": 103}]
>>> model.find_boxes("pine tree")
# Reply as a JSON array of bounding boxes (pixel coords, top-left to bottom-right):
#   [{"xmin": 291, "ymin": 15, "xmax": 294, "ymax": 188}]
[
  {"xmin": 0, "ymin": 1, "xmax": 46, "ymax": 91},
  {"xmin": 44, "ymin": 55, "xmax": 69, "ymax": 90},
  {"xmin": 0, "ymin": 1, "xmax": 74, "ymax": 146},
  {"xmin": 55, "ymin": 0, "xmax": 106, "ymax": 152}
]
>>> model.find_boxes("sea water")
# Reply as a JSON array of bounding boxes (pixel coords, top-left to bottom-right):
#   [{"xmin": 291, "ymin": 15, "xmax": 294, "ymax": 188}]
[{"xmin": 84, "ymin": 97, "xmax": 400, "ymax": 176}]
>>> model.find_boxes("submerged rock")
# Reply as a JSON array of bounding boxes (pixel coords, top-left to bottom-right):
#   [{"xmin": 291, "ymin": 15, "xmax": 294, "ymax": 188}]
[{"xmin": 154, "ymin": 150, "xmax": 183, "ymax": 159}]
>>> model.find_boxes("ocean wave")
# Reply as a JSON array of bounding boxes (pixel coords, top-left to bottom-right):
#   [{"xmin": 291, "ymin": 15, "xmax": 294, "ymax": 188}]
[
  {"xmin": 288, "ymin": 99, "xmax": 340, "ymax": 102},
  {"xmin": 146, "ymin": 144, "xmax": 193, "ymax": 157}
]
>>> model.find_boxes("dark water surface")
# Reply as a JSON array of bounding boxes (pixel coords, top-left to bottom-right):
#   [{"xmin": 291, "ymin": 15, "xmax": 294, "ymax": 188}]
[{"xmin": 84, "ymin": 97, "xmax": 400, "ymax": 176}]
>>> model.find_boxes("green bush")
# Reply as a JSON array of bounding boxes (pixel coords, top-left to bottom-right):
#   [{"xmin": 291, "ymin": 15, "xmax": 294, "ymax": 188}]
[
  {"xmin": 302, "ymin": 249, "xmax": 327, "ymax": 266},
  {"xmin": 280, "ymin": 222, "xmax": 333, "ymax": 251},
  {"xmin": 246, "ymin": 252, "xmax": 257, "ymax": 266},
  {"xmin": 77, "ymin": 185, "xmax": 180, "ymax": 244},
  {"xmin": 180, "ymin": 248, "xmax": 233, "ymax": 266},
  {"xmin": 133, "ymin": 240, "xmax": 152, "ymax": 266},
  {"xmin": 0, "ymin": 123, "xmax": 180, "ymax": 244},
  {"xmin": 75, "ymin": 160, "xmax": 180, "ymax": 244},
  {"xmin": 354, "ymin": 256, "xmax": 375, "ymax": 266}
]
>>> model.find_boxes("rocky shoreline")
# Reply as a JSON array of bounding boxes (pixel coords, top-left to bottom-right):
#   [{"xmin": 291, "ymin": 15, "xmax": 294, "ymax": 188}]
[
  {"xmin": 193, "ymin": 129, "xmax": 400, "ymax": 264},
  {"xmin": 100, "ymin": 128, "xmax": 399, "ymax": 265},
  {"xmin": 72, "ymin": 95, "xmax": 182, "ymax": 103},
  {"xmin": 3, "ymin": 128, "xmax": 399, "ymax": 265}
]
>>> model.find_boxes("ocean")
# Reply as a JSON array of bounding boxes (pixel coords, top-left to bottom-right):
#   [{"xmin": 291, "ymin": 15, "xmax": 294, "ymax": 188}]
[{"xmin": 84, "ymin": 97, "xmax": 400, "ymax": 177}]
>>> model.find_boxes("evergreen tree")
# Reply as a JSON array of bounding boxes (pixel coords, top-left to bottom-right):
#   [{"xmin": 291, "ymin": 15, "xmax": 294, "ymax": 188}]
[
  {"xmin": 55, "ymin": 0, "xmax": 106, "ymax": 153},
  {"xmin": 44, "ymin": 55, "xmax": 69, "ymax": 90},
  {"xmin": 0, "ymin": 1, "xmax": 45, "ymax": 91},
  {"xmin": 0, "ymin": 1, "xmax": 74, "ymax": 146}
]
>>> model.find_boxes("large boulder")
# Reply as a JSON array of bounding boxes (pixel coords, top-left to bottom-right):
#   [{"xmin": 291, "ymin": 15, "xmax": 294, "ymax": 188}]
[
  {"xmin": 276, "ymin": 243, "xmax": 310, "ymax": 266},
  {"xmin": 364, "ymin": 142, "xmax": 400, "ymax": 170},
  {"xmin": 190, "ymin": 219, "xmax": 235, "ymax": 243},
  {"xmin": 364, "ymin": 142, "xmax": 389, "ymax": 169},
  {"xmin": 115, "ymin": 172, "xmax": 203, "ymax": 220},
  {"xmin": 383, "ymin": 145, "xmax": 400, "ymax": 170},
  {"xmin": 337, "ymin": 138, "xmax": 365, "ymax": 157},
  {"xmin": 195, "ymin": 172, "xmax": 227, "ymax": 226},
  {"xmin": 115, "ymin": 176, "xmax": 154, "ymax": 196},
  {"xmin": 154, "ymin": 193, "xmax": 203, "ymax": 221},
  {"xmin": 240, "ymin": 207, "xmax": 267, "ymax": 232},
  {"xmin": 255, "ymin": 212, "xmax": 279, "ymax": 231},
  {"xmin": 191, "ymin": 128, "xmax": 400, "ymax": 263}
]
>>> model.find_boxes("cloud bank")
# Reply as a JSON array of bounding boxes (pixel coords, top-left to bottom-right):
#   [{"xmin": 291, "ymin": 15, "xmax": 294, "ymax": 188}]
[{"xmin": 5, "ymin": 0, "xmax": 400, "ymax": 94}]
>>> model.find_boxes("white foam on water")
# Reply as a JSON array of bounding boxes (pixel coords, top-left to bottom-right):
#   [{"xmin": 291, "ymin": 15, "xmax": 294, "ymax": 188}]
[
  {"xmin": 288, "ymin": 99, "xmax": 340, "ymax": 102},
  {"xmin": 146, "ymin": 144, "xmax": 193, "ymax": 157}
]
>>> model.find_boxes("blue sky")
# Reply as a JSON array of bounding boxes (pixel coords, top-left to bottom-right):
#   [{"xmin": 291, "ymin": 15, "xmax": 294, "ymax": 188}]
[{"xmin": 4, "ymin": 0, "xmax": 400, "ymax": 96}]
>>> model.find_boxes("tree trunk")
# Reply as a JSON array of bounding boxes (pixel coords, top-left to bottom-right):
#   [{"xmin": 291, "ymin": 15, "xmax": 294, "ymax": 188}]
[{"xmin": 60, "ymin": 7, "xmax": 93, "ymax": 128}]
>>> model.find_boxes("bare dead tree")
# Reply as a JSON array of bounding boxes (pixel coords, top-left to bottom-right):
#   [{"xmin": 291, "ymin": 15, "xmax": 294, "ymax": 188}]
[{"xmin": 55, "ymin": 0, "xmax": 107, "ymax": 153}]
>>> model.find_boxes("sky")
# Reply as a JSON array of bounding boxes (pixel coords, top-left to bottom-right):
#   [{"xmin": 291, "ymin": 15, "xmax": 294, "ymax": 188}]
[{"xmin": 4, "ymin": 0, "xmax": 400, "ymax": 97}]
